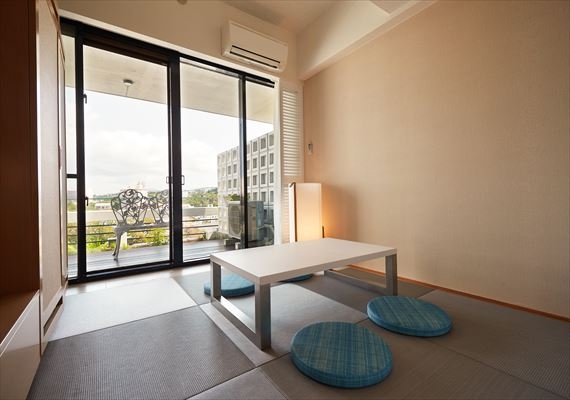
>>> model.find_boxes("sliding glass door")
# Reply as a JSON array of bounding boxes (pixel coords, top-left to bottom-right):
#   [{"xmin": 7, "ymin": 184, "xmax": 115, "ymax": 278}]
[
  {"xmin": 82, "ymin": 45, "xmax": 170, "ymax": 272},
  {"xmin": 180, "ymin": 63, "xmax": 277, "ymax": 260},
  {"xmin": 245, "ymin": 81, "xmax": 276, "ymax": 248},
  {"xmin": 62, "ymin": 19, "xmax": 277, "ymax": 281},
  {"xmin": 180, "ymin": 62, "xmax": 240, "ymax": 261}
]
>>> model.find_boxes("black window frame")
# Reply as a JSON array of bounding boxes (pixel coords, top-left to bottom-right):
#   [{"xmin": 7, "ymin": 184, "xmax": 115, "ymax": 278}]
[{"xmin": 61, "ymin": 18, "xmax": 275, "ymax": 283}]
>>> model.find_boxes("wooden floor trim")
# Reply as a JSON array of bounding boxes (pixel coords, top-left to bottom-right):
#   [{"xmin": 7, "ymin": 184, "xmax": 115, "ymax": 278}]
[{"xmin": 348, "ymin": 265, "xmax": 570, "ymax": 322}]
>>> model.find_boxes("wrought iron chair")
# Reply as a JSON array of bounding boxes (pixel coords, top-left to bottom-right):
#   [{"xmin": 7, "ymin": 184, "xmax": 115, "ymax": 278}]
[
  {"xmin": 148, "ymin": 190, "xmax": 169, "ymax": 225},
  {"xmin": 110, "ymin": 189, "xmax": 169, "ymax": 260}
]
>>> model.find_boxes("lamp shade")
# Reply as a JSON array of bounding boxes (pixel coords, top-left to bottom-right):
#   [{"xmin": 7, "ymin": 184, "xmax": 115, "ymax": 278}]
[{"xmin": 289, "ymin": 183, "xmax": 322, "ymax": 242}]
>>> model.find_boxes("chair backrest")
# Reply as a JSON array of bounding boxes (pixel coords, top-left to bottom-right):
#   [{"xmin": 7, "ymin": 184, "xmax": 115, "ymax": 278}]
[
  {"xmin": 148, "ymin": 190, "xmax": 169, "ymax": 224},
  {"xmin": 111, "ymin": 189, "xmax": 148, "ymax": 226}
]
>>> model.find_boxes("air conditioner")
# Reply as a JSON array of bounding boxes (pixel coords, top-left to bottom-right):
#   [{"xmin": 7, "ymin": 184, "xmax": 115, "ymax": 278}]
[
  {"xmin": 227, "ymin": 201, "xmax": 265, "ymax": 241},
  {"xmin": 222, "ymin": 21, "xmax": 288, "ymax": 72}
]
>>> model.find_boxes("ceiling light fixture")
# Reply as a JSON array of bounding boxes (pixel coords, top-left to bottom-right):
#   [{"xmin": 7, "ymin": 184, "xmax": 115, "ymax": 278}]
[{"xmin": 123, "ymin": 78, "xmax": 134, "ymax": 96}]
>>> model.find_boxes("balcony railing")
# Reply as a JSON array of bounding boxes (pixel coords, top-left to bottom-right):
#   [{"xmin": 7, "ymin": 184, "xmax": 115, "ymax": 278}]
[
  {"xmin": 67, "ymin": 216, "xmax": 221, "ymax": 254},
  {"xmin": 66, "ymin": 204, "xmax": 274, "ymax": 277}
]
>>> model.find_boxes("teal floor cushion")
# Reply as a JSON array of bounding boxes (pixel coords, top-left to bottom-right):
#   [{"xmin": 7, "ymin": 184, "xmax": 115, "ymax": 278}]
[
  {"xmin": 203, "ymin": 273, "xmax": 254, "ymax": 297},
  {"xmin": 290, "ymin": 322, "xmax": 392, "ymax": 388},
  {"xmin": 367, "ymin": 296, "xmax": 452, "ymax": 337}
]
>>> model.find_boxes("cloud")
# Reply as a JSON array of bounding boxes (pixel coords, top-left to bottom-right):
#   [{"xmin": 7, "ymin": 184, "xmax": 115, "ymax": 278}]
[{"xmin": 78, "ymin": 89, "xmax": 273, "ymax": 195}]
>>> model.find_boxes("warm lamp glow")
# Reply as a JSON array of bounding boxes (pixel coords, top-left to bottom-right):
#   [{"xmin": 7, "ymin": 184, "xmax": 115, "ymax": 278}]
[{"xmin": 289, "ymin": 182, "xmax": 323, "ymax": 242}]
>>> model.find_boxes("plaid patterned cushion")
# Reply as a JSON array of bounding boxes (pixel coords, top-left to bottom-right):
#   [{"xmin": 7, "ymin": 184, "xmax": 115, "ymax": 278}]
[
  {"xmin": 203, "ymin": 273, "xmax": 254, "ymax": 297},
  {"xmin": 367, "ymin": 296, "xmax": 452, "ymax": 337},
  {"xmin": 291, "ymin": 322, "xmax": 392, "ymax": 388}
]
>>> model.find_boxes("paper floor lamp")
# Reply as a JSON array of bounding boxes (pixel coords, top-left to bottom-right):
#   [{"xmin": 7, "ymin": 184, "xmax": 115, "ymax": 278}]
[{"xmin": 289, "ymin": 182, "xmax": 323, "ymax": 242}]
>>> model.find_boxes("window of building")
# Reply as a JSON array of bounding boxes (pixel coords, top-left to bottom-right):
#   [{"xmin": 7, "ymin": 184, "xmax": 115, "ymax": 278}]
[
  {"xmin": 269, "ymin": 171, "xmax": 274, "ymax": 184},
  {"xmin": 247, "ymin": 160, "xmax": 250, "ymax": 170},
  {"xmin": 260, "ymin": 155, "xmax": 266, "ymax": 167},
  {"xmin": 261, "ymin": 173, "xmax": 266, "ymax": 185},
  {"xmin": 252, "ymin": 175, "xmax": 257, "ymax": 185},
  {"xmin": 233, "ymin": 163, "xmax": 237, "ymax": 174},
  {"xmin": 232, "ymin": 149, "xmax": 237, "ymax": 159},
  {"xmin": 269, "ymin": 134, "xmax": 274, "ymax": 146},
  {"xmin": 261, "ymin": 191, "xmax": 266, "ymax": 202},
  {"xmin": 269, "ymin": 153, "xmax": 274, "ymax": 165},
  {"xmin": 227, "ymin": 180, "xmax": 231, "ymax": 188},
  {"xmin": 233, "ymin": 178, "xmax": 237, "ymax": 188},
  {"xmin": 247, "ymin": 143, "xmax": 251, "ymax": 153},
  {"xmin": 261, "ymin": 137, "xmax": 266, "ymax": 149},
  {"xmin": 253, "ymin": 192, "xmax": 258, "ymax": 200},
  {"xmin": 253, "ymin": 158, "xmax": 257, "ymax": 169},
  {"xmin": 270, "ymin": 191, "xmax": 274, "ymax": 203},
  {"xmin": 227, "ymin": 165, "xmax": 231, "ymax": 175}
]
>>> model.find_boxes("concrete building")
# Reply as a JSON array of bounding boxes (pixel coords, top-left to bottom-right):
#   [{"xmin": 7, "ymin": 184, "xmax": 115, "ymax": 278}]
[
  {"xmin": 217, "ymin": 131, "xmax": 277, "ymax": 238},
  {"xmin": 217, "ymin": 131, "xmax": 277, "ymax": 206}
]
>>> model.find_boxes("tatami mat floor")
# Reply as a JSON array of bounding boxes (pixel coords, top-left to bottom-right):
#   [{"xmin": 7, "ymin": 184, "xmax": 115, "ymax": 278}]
[{"xmin": 30, "ymin": 264, "xmax": 570, "ymax": 400}]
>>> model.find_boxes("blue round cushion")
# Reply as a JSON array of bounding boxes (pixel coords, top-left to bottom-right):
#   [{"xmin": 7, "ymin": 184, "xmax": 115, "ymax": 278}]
[
  {"xmin": 203, "ymin": 274, "xmax": 254, "ymax": 297},
  {"xmin": 280, "ymin": 274, "xmax": 313, "ymax": 283},
  {"xmin": 367, "ymin": 296, "xmax": 452, "ymax": 337},
  {"xmin": 291, "ymin": 322, "xmax": 392, "ymax": 388}
]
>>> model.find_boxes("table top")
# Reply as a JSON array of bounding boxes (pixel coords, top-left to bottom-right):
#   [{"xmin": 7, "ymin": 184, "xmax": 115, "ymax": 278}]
[{"xmin": 210, "ymin": 238, "xmax": 396, "ymax": 285}]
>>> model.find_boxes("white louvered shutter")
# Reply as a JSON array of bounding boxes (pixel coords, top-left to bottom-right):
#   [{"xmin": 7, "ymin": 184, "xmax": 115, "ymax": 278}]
[{"xmin": 280, "ymin": 86, "xmax": 303, "ymax": 243}]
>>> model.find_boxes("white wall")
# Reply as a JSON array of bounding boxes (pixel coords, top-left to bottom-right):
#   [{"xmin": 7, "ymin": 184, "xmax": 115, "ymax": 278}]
[{"xmin": 58, "ymin": 0, "xmax": 299, "ymax": 84}]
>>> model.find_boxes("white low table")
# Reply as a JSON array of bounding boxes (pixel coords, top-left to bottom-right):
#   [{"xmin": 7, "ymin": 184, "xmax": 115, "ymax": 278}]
[{"xmin": 209, "ymin": 238, "xmax": 397, "ymax": 350}]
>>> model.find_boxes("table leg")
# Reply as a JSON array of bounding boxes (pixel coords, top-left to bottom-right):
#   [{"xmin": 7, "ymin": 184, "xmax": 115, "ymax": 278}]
[
  {"xmin": 210, "ymin": 260, "xmax": 221, "ymax": 301},
  {"xmin": 325, "ymin": 253, "xmax": 399, "ymax": 296},
  {"xmin": 255, "ymin": 283, "xmax": 271, "ymax": 349},
  {"xmin": 386, "ymin": 254, "xmax": 398, "ymax": 295},
  {"xmin": 209, "ymin": 261, "xmax": 271, "ymax": 350}
]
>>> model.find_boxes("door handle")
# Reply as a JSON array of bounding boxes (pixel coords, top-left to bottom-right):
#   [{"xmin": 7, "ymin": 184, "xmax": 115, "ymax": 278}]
[{"xmin": 85, "ymin": 196, "xmax": 89, "ymax": 206}]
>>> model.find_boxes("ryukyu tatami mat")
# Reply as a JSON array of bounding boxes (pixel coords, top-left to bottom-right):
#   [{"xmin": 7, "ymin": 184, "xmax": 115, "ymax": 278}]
[
  {"xmin": 260, "ymin": 318, "xmax": 562, "ymax": 400},
  {"xmin": 174, "ymin": 271, "xmax": 213, "ymax": 305},
  {"xmin": 28, "ymin": 307, "xmax": 254, "ymax": 400},
  {"xmin": 419, "ymin": 290, "xmax": 570, "ymax": 399},
  {"xmin": 192, "ymin": 368, "xmax": 286, "ymax": 399},
  {"xmin": 225, "ymin": 284, "xmax": 367, "ymax": 357},
  {"xmin": 293, "ymin": 273, "xmax": 394, "ymax": 314},
  {"xmin": 50, "ymin": 278, "xmax": 196, "ymax": 340}
]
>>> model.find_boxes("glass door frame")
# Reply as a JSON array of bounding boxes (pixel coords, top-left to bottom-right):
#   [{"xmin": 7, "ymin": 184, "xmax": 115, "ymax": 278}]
[
  {"xmin": 178, "ymin": 58, "xmax": 276, "ymax": 256},
  {"xmin": 62, "ymin": 19, "xmax": 275, "ymax": 283}
]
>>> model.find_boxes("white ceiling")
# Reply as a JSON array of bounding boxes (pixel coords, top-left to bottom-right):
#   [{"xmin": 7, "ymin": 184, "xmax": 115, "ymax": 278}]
[
  {"xmin": 63, "ymin": 36, "xmax": 275, "ymax": 123},
  {"xmin": 223, "ymin": 0, "xmax": 336, "ymax": 33},
  {"xmin": 224, "ymin": 0, "xmax": 415, "ymax": 34},
  {"xmin": 63, "ymin": 0, "xmax": 424, "ymax": 120}
]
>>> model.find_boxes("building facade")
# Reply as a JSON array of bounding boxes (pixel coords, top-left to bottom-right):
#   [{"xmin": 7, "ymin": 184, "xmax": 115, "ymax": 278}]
[{"xmin": 217, "ymin": 131, "xmax": 277, "ymax": 238}]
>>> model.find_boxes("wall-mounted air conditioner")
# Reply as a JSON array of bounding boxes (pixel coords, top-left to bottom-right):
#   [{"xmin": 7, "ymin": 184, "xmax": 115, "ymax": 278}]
[
  {"xmin": 227, "ymin": 201, "xmax": 265, "ymax": 241},
  {"xmin": 221, "ymin": 21, "xmax": 288, "ymax": 72}
]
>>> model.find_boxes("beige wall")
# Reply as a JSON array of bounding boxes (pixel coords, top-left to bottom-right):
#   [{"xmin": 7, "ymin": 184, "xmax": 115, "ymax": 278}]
[
  {"xmin": 304, "ymin": 0, "xmax": 569, "ymax": 317},
  {"xmin": 58, "ymin": 0, "xmax": 298, "ymax": 83}
]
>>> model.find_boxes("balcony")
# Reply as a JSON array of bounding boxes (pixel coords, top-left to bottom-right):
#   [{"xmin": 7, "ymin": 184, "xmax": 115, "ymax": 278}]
[{"xmin": 67, "ymin": 207, "xmax": 229, "ymax": 277}]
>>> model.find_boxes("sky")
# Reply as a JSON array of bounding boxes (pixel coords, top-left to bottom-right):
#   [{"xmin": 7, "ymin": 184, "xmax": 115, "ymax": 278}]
[{"xmin": 66, "ymin": 88, "xmax": 273, "ymax": 196}]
